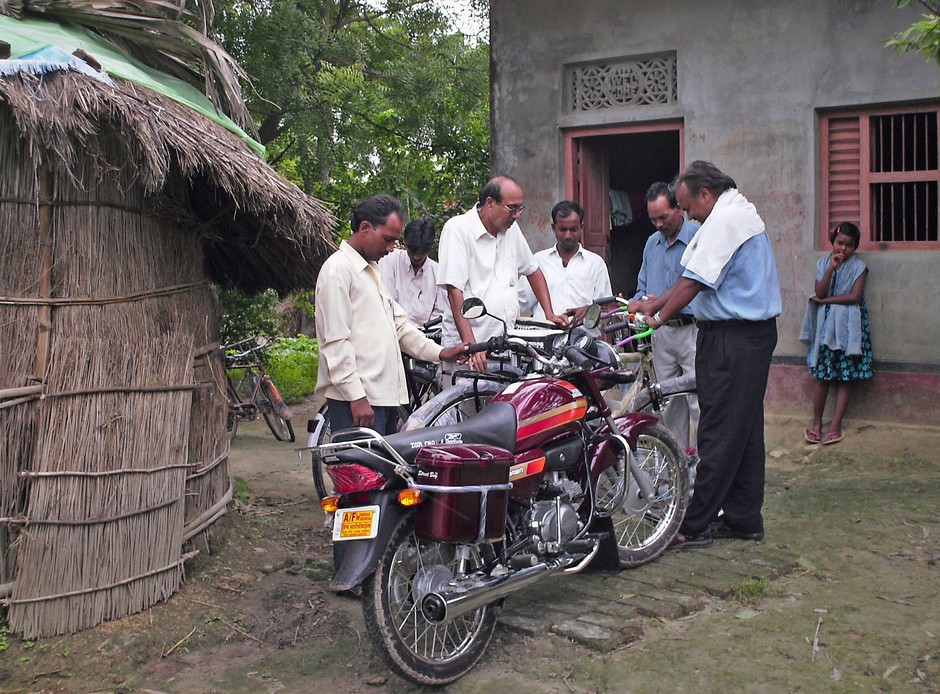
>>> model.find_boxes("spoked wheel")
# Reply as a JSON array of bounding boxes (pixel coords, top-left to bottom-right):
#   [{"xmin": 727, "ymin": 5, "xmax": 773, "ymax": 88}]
[
  {"xmin": 310, "ymin": 403, "xmax": 333, "ymax": 499},
  {"xmin": 225, "ymin": 410, "xmax": 239, "ymax": 440},
  {"xmin": 407, "ymin": 379, "xmax": 504, "ymax": 428},
  {"xmin": 593, "ymin": 445, "xmax": 627, "ymax": 516},
  {"xmin": 611, "ymin": 422, "xmax": 690, "ymax": 568},
  {"xmin": 362, "ymin": 516, "xmax": 497, "ymax": 686},
  {"xmin": 258, "ymin": 377, "xmax": 295, "ymax": 442}
]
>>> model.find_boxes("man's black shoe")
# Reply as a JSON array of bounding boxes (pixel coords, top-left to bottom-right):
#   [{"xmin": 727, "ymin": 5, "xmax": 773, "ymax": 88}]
[
  {"xmin": 708, "ymin": 520, "xmax": 764, "ymax": 541},
  {"xmin": 668, "ymin": 532, "xmax": 713, "ymax": 550}
]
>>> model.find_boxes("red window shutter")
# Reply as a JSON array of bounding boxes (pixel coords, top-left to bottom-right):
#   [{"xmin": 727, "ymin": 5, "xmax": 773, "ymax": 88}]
[{"xmin": 827, "ymin": 116, "xmax": 862, "ymax": 229}]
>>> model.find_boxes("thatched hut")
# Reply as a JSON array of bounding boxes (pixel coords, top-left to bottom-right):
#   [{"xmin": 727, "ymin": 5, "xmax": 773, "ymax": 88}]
[{"xmin": 0, "ymin": 14, "xmax": 336, "ymax": 637}]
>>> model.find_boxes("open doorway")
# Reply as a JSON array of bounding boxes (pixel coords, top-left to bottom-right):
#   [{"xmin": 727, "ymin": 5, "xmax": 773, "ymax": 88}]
[{"xmin": 565, "ymin": 123, "xmax": 683, "ymax": 298}]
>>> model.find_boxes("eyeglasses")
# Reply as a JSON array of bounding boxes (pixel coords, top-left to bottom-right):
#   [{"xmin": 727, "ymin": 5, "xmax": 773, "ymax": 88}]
[{"xmin": 501, "ymin": 203, "xmax": 526, "ymax": 216}]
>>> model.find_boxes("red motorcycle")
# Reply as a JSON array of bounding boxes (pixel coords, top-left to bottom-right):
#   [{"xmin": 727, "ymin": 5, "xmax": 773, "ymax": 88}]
[{"xmin": 311, "ymin": 299, "xmax": 689, "ymax": 686}]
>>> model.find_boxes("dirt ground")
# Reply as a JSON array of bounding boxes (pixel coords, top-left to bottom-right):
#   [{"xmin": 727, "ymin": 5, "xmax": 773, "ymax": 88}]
[{"xmin": 1, "ymin": 398, "xmax": 939, "ymax": 694}]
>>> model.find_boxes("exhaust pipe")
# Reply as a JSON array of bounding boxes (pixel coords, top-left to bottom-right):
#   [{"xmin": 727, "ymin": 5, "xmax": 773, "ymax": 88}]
[{"xmin": 421, "ymin": 558, "xmax": 569, "ymax": 624}]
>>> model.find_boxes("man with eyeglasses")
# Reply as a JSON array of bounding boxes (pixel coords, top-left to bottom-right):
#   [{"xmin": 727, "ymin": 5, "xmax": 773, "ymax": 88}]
[
  {"xmin": 635, "ymin": 162, "xmax": 781, "ymax": 549},
  {"xmin": 315, "ymin": 195, "xmax": 468, "ymax": 434},
  {"xmin": 627, "ymin": 181, "xmax": 701, "ymax": 449},
  {"xmin": 438, "ymin": 176, "xmax": 567, "ymax": 371}
]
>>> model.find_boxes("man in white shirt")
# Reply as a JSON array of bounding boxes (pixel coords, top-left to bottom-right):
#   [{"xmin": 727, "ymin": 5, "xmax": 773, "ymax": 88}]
[
  {"xmin": 438, "ymin": 176, "xmax": 567, "ymax": 371},
  {"xmin": 518, "ymin": 200, "xmax": 612, "ymax": 325},
  {"xmin": 314, "ymin": 195, "xmax": 467, "ymax": 434},
  {"xmin": 378, "ymin": 218, "xmax": 445, "ymax": 327}
]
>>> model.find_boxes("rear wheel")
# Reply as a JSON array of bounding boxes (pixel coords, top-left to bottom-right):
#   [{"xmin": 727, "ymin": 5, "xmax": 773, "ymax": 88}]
[
  {"xmin": 311, "ymin": 403, "xmax": 333, "ymax": 499},
  {"xmin": 611, "ymin": 423, "xmax": 689, "ymax": 568},
  {"xmin": 258, "ymin": 377, "xmax": 295, "ymax": 442},
  {"xmin": 362, "ymin": 515, "xmax": 497, "ymax": 686}
]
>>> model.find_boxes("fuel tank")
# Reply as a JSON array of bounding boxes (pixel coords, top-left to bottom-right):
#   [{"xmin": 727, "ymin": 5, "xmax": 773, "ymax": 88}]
[{"xmin": 492, "ymin": 378, "xmax": 588, "ymax": 451}]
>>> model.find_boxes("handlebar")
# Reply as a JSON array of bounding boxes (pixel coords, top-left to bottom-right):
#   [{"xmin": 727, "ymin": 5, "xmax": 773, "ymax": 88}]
[
  {"xmin": 562, "ymin": 345, "xmax": 594, "ymax": 369},
  {"xmin": 603, "ymin": 320, "xmax": 631, "ymax": 334},
  {"xmin": 222, "ymin": 336, "xmax": 270, "ymax": 365},
  {"xmin": 422, "ymin": 316, "xmax": 443, "ymax": 330},
  {"xmin": 592, "ymin": 295, "xmax": 623, "ymax": 306}
]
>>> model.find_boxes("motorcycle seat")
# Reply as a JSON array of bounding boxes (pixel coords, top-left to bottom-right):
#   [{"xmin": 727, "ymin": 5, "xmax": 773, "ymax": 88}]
[{"xmin": 329, "ymin": 401, "xmax": 518, "ymax": 469}]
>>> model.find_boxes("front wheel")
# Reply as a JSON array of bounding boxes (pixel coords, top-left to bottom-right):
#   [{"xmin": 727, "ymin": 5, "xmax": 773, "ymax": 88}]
[
  {"xmin": 611, "ymin": 423, "xmax": 690, "ymax": 569},
  {"xmin": 403, "ymin": 379, "xmax": 504, "ymax": 429},
  {"xmin": 362, "ymin": 516, "xmax": 496, "ymax": 686},
  {"xmin": 258, "ymin": 377, "xmax": 295, "ymax": 442}
]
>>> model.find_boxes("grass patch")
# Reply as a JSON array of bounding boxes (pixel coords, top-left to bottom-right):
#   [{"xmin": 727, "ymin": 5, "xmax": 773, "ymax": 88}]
[
  {"xmin": 731, "ymin": 576, "xmax": 771, "ymax": 606},
  {"xmin": 233, "ymin": 477, "xmax": 253, "ymax": 504}
]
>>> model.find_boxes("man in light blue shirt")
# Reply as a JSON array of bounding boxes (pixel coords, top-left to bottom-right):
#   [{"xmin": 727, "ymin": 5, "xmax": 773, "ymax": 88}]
[
  {"xmin": 629, "ymin": 182, "xmax": 700, "ymax": 448},
  {"xmin": 636, "ymin": 161, "xmax": 781, "ymax": 549}
]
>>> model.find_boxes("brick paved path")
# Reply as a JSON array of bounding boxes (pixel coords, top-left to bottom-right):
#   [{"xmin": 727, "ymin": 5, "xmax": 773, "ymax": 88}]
[{"xmin": 499, "ymin": 541, "xmax": 798, "ymax": 651}]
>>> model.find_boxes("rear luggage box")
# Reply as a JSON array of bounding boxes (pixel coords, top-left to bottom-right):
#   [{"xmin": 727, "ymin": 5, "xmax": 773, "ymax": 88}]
[{"xmin": 414, "ymin": 444, "xmax": 512, "ymax": 543}]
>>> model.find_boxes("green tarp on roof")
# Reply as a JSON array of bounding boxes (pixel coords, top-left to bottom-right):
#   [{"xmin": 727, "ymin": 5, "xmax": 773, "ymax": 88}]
[{"xmin": 0, "ymin": 14, "xmax": 264, "ymax": 156}]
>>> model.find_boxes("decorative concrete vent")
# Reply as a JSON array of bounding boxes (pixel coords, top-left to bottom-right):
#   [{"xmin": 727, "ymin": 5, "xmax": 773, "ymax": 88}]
[{"xmin": 568, "ymin": 53, "xmax": 677, "ymax": 112}]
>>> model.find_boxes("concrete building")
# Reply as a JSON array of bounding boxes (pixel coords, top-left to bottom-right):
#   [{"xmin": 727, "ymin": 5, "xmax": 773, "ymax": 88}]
[{"xmin": 490, "ymin": 0, "xmax": 940, "ymax": 424}]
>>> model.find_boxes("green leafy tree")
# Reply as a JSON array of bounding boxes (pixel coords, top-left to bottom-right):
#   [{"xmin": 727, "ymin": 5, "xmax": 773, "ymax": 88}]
[
  {"xmin": 887, "ymin": 0, "xmax": 940, "ymax": 66},
  {"xmin": 213, "ymin": 1, "xmax": 490, "ymax": 227}
]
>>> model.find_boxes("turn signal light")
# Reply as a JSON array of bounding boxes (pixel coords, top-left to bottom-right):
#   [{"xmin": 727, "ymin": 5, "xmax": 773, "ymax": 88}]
[
  {"xmin": 398, "ymin": 489, "xmax": 424, "ymax": 507},
  {"xmin": 320, "ymin": 496, "xmax": 340, "ymax": 513}
]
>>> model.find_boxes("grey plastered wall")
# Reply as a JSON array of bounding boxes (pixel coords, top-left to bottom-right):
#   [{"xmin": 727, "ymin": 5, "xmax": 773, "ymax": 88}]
[{"xmin": 491, "ymin": 0, "xmax": 940, "ymax": 366}]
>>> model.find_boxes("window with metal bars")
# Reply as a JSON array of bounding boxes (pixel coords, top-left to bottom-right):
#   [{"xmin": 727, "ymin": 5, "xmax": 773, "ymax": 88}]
[{"xmin": 821, "ymin": 105, "xmax": 940, "ymax": 249}]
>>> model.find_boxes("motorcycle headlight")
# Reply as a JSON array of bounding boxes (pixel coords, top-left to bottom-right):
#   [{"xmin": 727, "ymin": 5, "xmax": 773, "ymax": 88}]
[{"xmin": 593, "ymin": 340, "xmax": 620, "ymax": 369}]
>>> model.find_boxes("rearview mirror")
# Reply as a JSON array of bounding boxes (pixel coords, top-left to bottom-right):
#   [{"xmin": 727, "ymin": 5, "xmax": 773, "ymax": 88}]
[
  {"xmin": 461, "ymin": 297, "xmax": 487, "ymax": 320},
  {"xmin": 582, "ymin": 303, "xmax": 602, "ymax": 330}
]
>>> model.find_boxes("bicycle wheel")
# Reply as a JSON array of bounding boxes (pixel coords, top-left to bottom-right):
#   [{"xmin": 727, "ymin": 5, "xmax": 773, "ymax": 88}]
[
  {"xmin": 403, "ymin": 379, "xmax": 504, "ymax": 429},
  {"xmin": 611, "ymin": 422, "xmax": 690, "ymax": 569},
  {"xmin": 311, "ymin": 403, "xmax": 332, "ymax": 499},
  {"xmin": 258, "ymin": 377, "xmax": 295, "ymax": 442},
  {"xmin": 225, "ymin": 409, "xmax": 239, "ymax": 440},
  {"xmin": 634, "ymin": 386, "xmax": 698, "ymax": 451}
]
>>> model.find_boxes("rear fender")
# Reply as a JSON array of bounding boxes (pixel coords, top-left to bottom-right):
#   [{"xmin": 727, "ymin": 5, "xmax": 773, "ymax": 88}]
[
  {"xmin": 330, "ymin": 492, "xmax": 410, "ymax": 592},
  {"xmin": 588, "ymin": 412, "xmax": 658, "ymax": 479}
]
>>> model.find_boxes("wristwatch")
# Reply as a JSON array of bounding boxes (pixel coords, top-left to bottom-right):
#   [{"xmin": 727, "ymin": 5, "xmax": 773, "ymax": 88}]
[{"xmin": 652, "ymin": 311, "xmax": 663, "ymax": 326}]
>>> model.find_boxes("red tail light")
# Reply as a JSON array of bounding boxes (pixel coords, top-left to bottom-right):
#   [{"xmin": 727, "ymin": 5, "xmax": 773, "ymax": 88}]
[{"xmin": 327, "ymin": 463, "xmax": 387, "ymax": 493}]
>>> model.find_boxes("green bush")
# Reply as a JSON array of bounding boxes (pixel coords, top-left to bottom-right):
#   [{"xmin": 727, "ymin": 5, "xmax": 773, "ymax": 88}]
[
  {"xmin": 219, "ymin": 288, "xmax": 287, "ymax": 346},
  {"xmin": 264, "ymin": 335, "xmax": 319, "ymax": 404}
]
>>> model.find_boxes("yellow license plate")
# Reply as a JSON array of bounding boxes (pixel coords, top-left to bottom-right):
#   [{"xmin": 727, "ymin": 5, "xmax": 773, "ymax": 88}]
[{"xmin": 333, "ymin": 505, "xmax": 380, "ymax": 541}]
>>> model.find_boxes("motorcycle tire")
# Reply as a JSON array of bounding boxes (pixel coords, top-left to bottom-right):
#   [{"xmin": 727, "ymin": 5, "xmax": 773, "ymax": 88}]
[
  {"xmin": 362, "ymin": 514, "xmax": 497, "ymax": 687},
  {"xmin": 311, "ymin": 403, "xmax": 332, "ymax": 499},
  {"xmin": 611, "ymin": 422, "xmax": 690, "ymax": 569}
]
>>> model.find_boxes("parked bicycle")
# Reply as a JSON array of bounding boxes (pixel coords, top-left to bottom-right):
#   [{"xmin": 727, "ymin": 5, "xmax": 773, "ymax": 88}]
[
  {"xmin": 592, "ymin": 298, "xmax": 698, "ymax": 449},
  {"xmin": 308, "ymin": 317, "xmax": 443, "ymax": 498},
  {"xmin": 224, "ymin": 337, "xmax": 295, "ymax": 442}
]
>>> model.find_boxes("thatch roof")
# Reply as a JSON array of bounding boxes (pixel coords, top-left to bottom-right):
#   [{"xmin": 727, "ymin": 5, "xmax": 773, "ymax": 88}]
[{"xmin": 0, "ymin": 68, "xmax": 337, "ymax": 294}]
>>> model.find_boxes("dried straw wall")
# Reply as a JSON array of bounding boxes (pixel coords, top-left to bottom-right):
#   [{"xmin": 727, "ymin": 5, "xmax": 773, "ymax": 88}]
[{"xmin": 0, "ymin": 109, "xmax": 231, "ymax": 637}]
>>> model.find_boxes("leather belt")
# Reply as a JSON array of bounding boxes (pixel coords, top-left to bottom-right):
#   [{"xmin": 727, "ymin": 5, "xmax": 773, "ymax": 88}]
[
  {"xmin": 663, "ymin": 314, "xmax": 695, "ymax": 328},
  {"xmin": 696, "ymin": 318, "xmax": 776, "ymax": 330}
]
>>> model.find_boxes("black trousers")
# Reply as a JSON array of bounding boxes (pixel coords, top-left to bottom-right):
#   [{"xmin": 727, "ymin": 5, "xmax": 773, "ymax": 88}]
[{"xmin": 680, "ymin": 319, "xmax": 777, "ymax": 536}]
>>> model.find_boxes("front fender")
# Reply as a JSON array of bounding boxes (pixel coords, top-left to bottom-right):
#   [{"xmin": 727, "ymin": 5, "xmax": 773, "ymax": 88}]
[
  {"xmin": 588, "ymin": 412, "xmax": 658, "ymax": 479},
  {"xmin": 330, "ymin": 492, "xmax": 410, "ymax": 592}
]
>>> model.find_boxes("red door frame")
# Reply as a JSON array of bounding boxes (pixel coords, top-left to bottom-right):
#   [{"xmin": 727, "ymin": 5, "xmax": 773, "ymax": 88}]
[{"xmin": 563, "ymin": 121, "xmax": 686, "ymax": 258}]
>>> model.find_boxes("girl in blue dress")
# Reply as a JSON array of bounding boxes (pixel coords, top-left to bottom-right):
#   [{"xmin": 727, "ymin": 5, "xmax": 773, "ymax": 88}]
[{"xmin": 799, "ymin": 222, "xmax": 873, "ymax": 445}]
